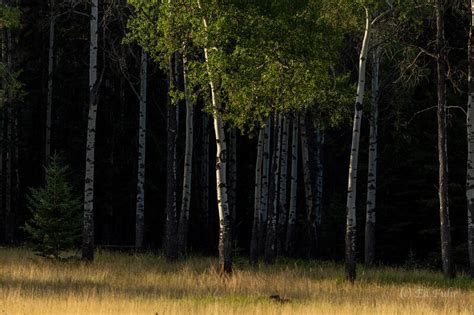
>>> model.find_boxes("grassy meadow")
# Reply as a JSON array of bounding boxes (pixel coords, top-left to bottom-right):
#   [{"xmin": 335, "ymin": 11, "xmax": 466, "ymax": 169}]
[{"xmin": 0, "ymin": 247, "xmax": 473, "ymax": 315}]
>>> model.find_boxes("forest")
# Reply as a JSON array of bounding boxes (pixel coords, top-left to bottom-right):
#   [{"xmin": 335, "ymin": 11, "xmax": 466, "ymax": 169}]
[{"xmin": 1, "ymin": 0, "xmax": 474, "ymax": 314}]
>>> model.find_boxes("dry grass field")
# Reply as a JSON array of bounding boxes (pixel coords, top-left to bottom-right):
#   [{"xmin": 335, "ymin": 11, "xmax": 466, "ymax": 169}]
[{"xmin": 0, "ymin": 247, "xmax": 473, "ymax": 315}]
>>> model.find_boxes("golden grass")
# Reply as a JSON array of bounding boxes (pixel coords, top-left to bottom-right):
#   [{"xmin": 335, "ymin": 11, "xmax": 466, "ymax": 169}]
[{"xmin": 0, "ymin": 247, "xmax": 472, "ymax": 314}]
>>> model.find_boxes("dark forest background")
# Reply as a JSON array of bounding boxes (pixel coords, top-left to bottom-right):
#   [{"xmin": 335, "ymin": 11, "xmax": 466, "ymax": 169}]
[{"xmin": 2, "ymin": 0, "xmax": 472, "ymax": 271}]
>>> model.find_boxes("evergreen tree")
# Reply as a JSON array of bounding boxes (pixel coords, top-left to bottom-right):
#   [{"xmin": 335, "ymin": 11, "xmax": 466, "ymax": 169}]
[{"xmin": 23, "ymin": 154, "xmax": 82, "ymax": 258}]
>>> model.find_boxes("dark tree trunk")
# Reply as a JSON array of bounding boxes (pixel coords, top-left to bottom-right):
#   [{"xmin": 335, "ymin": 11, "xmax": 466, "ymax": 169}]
[
  {"xmin": 250, "ymin": 127, "xmax": 264, "ymax": 264},
  {"xmin": 165, "ymin": 54, "xmax": 178, "ymax": 260},
  {"xmin": 435, "ymin": 0, "xmax": 454, "ymax": 279},
  {"xmin": 468, "ymin": 0, "xmax": 474, "ymax": 279},
  {"xmin": 264, "ymin": 113, "xmax": 282, "ymax": 264}
]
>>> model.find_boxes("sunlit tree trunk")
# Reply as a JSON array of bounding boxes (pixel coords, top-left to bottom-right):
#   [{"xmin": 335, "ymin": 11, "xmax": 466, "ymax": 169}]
[
  {"xmin": 435, "ymin": 0, "xmax": 454, "ymax": 279},
  {"xmin": 345, "ymin": 8, "xmax": 370, "ymax": 282},
  {"xmin": 258, "ymin": 119, "xmax": 271, "ymax": 255},
  {"xmin": 135, "ymin": 49, "xmax": 148, "ymax": 248},
  {"xmin": 198, "ymin": 2, "xmax": 232, "ymax": 272},
  {"xmin": 365, "ymin": 46, "xmax": 380, "ymax": 267},
  {"xmin": 277, "ymin": 116, "xmax": 289, "ymax": 254},
  {"xmin": 82, "ymin": 0, "xmax": 99, "ymax": 261},
  {"xmin": 250, "ymin": 127, "xmax": 265, "ymax": 264},
  {"xmin": 165, "ymin": 54, "xmax": 178, "ymax": 260},
  {"xmin": 265, "ymin": 113, "xmax": 282, "ymax": 264},
  {"xmin": 468, "ymin": 0, "xmax": 474, "ymax": 279},
  {"xmin": 177, "ymin": 56, "xmax": 194, "ymax": 257},
  {"xmin": 286, "ymin": 115, "xmax": 299, "ymax": 256}
]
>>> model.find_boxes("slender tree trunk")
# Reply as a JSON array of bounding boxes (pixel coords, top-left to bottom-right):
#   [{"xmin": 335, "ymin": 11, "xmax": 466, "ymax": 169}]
[
  {"xmin": 467, "ymin": 0, "xmax": 474, "ymax": 279},
  {"xmin": 45, "ymin": 13, "xmax": 55, "ymax": 164},
  {"xmin": 4, "ymin": 28, "xmax": 13, "ymax": 244},
  {"xmin": 198, "ymin": 4, "xmax": 232, "ymax": 272},
  {"xmin": 345, "ymin": 9, "xmax": 370, "ymax": 282},
  {"xmin": 285, "ymin": 115, "xmax": 299, "ymax": 256},
  {"xmin": 200, "ymin": 112, "xmax": 210, "ymax": 246},
  {"xmin": 177, "ymin": 56, "xmax": 194, "ymax": 257},
  {"xmin": 250, "ymin": 127, "xmax": 265, "ymax": 264},
  {"xmin": 315, "ymin": 131, "xmax": 324, "ymax": 227},
  {"xmin": 435, "ymin": 0, "xmax": 454, "ymax": 279},
  {"xmin": 228, "ymin": 128, "xmax": 237, "ymax": 242},
  {"xmin": 4, "ymin": 103, "xmax": 12, "ymax": 244},
  {"xmin": 82, "ymin": 0, "xmax": 99, "ymax": 261},
  {"xmin": 165, "ymin": 54, "xmax": 178, "ymax": 260},
  {"xmin": 12, "ymin": 100, "xmax": 19, "ymax": 243},
  {"xmin": 277, "ymin": 116, "xmax": 289, "ymax": 255},
  {"xmin": 135, "ymin": 49, "xmax": 147, "ymax": 248},
  {"xmin": 300, "ymin": 115, "xmax": 315, "ymax": 256},
  {"xmin": 365, "ymin": 46, "xmax": 380, "ymax": 267},
  {"xmin": 264, "ymin": 113, "xmax": 282, "ymax": 264},
  {"xmin": 258, "ymin": 119, "xmax": 271, "ymax": 255}
]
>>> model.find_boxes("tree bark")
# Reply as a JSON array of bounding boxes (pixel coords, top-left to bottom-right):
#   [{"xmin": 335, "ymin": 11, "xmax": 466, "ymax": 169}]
[
  {"xmin": 165, "ymin": 54, "xmax": 178, "ymax": 260},
  {"xmin": 135, "ymin": 49, "xmax": 147, "ymax": 248},
  {"xmin": 300, "ymin": 115, "xmax": 315, "ymax": 256},
  {"xmin": 468, "ymin": 0, "xmax": 474, "ymax": 279},
  {"xmin": 315, "ymin": 131, "xmax": 324, "ymax": 227},
  {"xmin": 228, "ymin": 128, "xmax": 237, "ymax": 242},
  {"xmin": 277, "ymin": 116, "xmax": 290, "ymax": 255},
  {"xmin": 264, "ymin": 113, "xmax": 282, "ymax": 264},
  {"xmin": 365, "ymin": 46, "xmax": 380, "ymax": 267},
  {"xmin": 285, "ymin": 115, "xmax": 299, "ymax": 257},
  {"xmin": 4, "ymin": 103, "xmax": 12, "ymax": 244},
  {"xmin": 258, "ymin": 118, "xmax": 271, "ymax": 255},
  {"xmin": 198, "ymin": 2, "xmax": 232, "ymax": 272},
  {"xmin": 200, "ymin": 112, "xmax": 210, "ymax": 246},
  {"xmin": 435, "ymin": 0, "xmax": 454, "ymax": 279},
  {"xmin": 177, "ymin": 56, "xmax": 194, "ymax": 257},
  {"xmin": 82, "ymin": 0, "xmax": 99, "ymax": 261},
  {"xmin": 345, "ymin": 8, "xmax": 370, "ymax": 282},
  {"xmin": 250, "ymin": 127, "xmax": 265, "ymax": 264}
]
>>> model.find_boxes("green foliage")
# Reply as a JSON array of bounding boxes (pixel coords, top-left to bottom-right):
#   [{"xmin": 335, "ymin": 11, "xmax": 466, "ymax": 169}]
[
  {"xmin": 0, "ymin": 3, "xmax": 22, "ymax": 108},
  {"xmin": 23, "ymin": 155, "xmax": 82, "ymax": 258},
  {"xmin": 127, "ymin": 0, "xmax": 354, "ymax": 133},
  {"xmin": 0, "ymin": 3, "xmax": 21, "ymax": 30}
]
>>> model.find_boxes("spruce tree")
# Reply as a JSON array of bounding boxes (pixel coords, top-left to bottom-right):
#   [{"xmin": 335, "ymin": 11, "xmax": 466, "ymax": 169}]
[{"xmin": 23, "ymin": 154, "xmax": 82, "ymax": 258}]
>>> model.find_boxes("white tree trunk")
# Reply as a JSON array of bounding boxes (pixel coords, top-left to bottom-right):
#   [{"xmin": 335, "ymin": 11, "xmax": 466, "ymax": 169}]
[
  {"xmin": 178, "ymin": 56, "xmax": 194, "ymax": 256},
  {"xmin": 82, "ymin": 0, "xmax": 99, "ymax": 261},
  {"xmin": 365, "ymin": 46, "xmax": 380, "ymax": 266},
  {"xmin": 345, "ymin": 9, "xmax": 370, "ymax": 282},
  {"xmin": 277, "ymin": 116, "xmax": 290, "ymax": 254},
  {"xmin": 198, "ymin": 1, "xmax": 232, "ymax": 272},
  {"xmin": 285, "ymin": 115, "xmax": 299, "ymax": 256},
  {"xmin": 135, "ymin": 49, "xmax": 148, "ymax": 248},
  {"xmin": 45, "ymin": 13, "xmax": 55, "ymax": 163},
  {"xmin": 468, "ymin": 0, "xmax": 474, "ymax": 279},
  {"xmin": 250, "ymin": 127, "xmax": 265, "ymax": 263}
]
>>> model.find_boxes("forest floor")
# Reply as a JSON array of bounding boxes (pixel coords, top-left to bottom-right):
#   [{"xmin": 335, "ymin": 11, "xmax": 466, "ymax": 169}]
[{"xmin": 0, "ymin": 247, "xmax": 473, "ymax": 315}]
